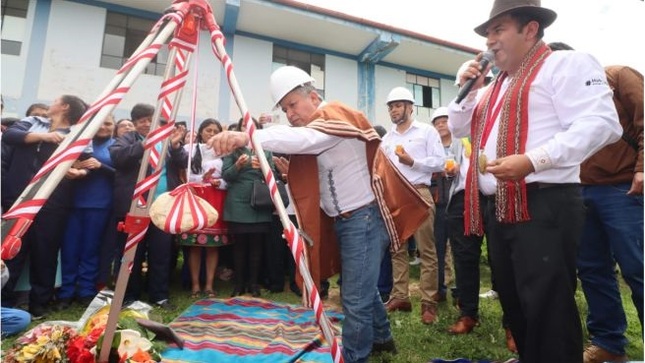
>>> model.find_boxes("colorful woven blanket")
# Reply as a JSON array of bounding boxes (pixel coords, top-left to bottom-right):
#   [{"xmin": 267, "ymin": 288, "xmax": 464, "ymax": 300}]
[{"xmin": 161, "ymin": 297, "xmax": 343, "ymax": 363}]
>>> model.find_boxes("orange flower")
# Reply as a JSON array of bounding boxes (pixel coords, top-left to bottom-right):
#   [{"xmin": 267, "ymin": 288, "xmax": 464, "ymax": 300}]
[{"xmin": 130, "ymin": 348, "xmax": 152, "ymax": 362}]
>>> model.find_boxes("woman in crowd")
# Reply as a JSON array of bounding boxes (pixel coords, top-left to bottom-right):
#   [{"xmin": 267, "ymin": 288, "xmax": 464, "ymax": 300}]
[
  {"xmin": 178, "ymin": 118, "xmax": 230, "ymax": 298},
  {"xmin": 1, "ymin": 95, "xmax": 88, "ymax": 319},
  {"xmin": 57, "ymin": 115, "xmax": 116, "ymax": 308},
  {"xmin": 114, "ymin": 118, "xmax": 134, "ymax": 138},
  {"xmin": 221, "ymin": 117, "xmax": 276, "ymax": 297}
]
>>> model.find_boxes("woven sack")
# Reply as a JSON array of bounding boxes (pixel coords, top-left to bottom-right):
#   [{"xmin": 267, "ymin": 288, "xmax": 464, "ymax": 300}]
[{"xmin": 149, "ymin": 184, "xmax": 218, "ymax": 234}]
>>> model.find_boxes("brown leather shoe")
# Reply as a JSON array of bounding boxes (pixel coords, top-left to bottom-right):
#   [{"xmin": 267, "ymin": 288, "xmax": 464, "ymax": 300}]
[
  {"xmin": 505, "ymin": 328, "xmax": 518, "ymax": 353},
  {"xmin": 448, "ymin": 316, "xmax": 478, "ymax": 334},
  {"xmin": 583, "ymin": 344, "xmax": 627, "ymax": 363},
  {"xmin": 421, "ymin": 303, "xmax": 437, "ymax": 324},
  {"xmin": 385, "ymin": 298, "xmax": 412, "ymax": 313},
  {"xmin": 432, "ymin": 291, "xmax": 447, "ymax": 302}
]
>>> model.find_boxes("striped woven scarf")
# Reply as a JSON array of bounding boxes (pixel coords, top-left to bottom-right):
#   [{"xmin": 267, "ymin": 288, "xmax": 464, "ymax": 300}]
[{"xmin": 465, "ymin": 41, "xmax": 552, "ymax": 236}]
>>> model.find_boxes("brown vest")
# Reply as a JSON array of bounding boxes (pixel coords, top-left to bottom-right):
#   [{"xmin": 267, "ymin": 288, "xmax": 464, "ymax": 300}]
[{"xmin": 287, "ymin": 102, "xmax": 430, "ymax": 288}]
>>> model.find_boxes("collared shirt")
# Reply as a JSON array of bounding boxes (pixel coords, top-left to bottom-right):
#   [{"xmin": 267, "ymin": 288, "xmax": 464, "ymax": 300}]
[
  {"xmin": 381, "ymin": 120, "xmax": 445, "ymax": 185},
  {"xmin": 448, "ymin": 51, "xmax": 622, "ymax": 196},
  {"xmin": 256, "ymin": 125, "xmax": 374, "ymax": 217}
]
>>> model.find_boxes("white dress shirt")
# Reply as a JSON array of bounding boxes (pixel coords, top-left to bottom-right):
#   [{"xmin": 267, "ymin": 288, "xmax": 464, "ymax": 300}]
[
  {"xmin": 448, "ymin": 51, "xmax": 622, "ymax": 196},
  {"xmin": 255, "ymin": 125, "xmax": 375, "ymax": 217},
  {"xmin": 381, "ymin": 120, "xmax": 446, "ymax": 185}
]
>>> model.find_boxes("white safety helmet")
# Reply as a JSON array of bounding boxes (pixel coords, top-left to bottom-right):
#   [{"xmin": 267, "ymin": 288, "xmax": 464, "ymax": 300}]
[
  {"xmin": 431, "ymin": 107, "xmax": 449, "ymax": 123},
  {"xmin": 270, "ymin": 66, "xmax": 315, "ymax": 108},
  {"xmin": 386, "ymin": 87, "xmax": 415, "ymax": 105},
  {"xmin": 454, "ymin": 60, "xmax": 494, "ymax": 86}
]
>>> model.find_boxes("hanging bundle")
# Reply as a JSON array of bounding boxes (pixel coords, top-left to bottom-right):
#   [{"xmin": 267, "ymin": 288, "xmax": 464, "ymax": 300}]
[{"xmin": 149, "ymin": 183, "xmax": 218, "ymax": 234}]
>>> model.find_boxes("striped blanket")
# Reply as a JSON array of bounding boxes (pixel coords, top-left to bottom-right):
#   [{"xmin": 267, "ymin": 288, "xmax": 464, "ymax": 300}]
[{"xmin": 161, "ymin": 297, "xmax": 343, "ymax": 363}]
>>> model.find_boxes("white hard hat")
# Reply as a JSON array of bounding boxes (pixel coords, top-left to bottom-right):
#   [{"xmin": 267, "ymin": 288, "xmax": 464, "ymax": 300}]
[
  {"xmin": 270, "ymin": 66, "xmax": 315, "ymax": 107},
  {"xmin": 431, "ymin": 107, "xmax": 449, "ymax": 123},
  {"xmin": 454, "ymin": 60, "xmax": 494, "ymax": 86},
  {"xmin": 386, "ymin": 87, "xmax": 415, "ymax": 105}
]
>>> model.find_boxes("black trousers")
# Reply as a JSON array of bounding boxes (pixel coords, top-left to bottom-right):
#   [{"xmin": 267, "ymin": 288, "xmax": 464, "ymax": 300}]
[
  {"xmin": 233, "ymin": 232, "xmax": 264, "ymax": 290},
  {"xmin": 2, "ymin": 206, "xmax": 70, "ymax": 308},
  {"xmin": 263, "ymin": 215, "xmax": 286, "ymax": 291},
  {"xmin": 114, "ymin": 222, "xmax": 173, "ymax": 304},
  {"xmin": 484, "ymin": 185, "xmax": 584, "ymax": 363},
  {"xmin": 446, "ymin": 191, "xmax": 484, "ymax": 318}
]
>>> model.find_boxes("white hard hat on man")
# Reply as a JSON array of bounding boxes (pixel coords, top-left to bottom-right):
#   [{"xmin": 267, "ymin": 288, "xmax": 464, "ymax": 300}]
[
  {"xmin": 386, "ymin": 87, "xmax": 415, "ymax": 105},
  {"xmin": 270, "ymin": 66, "xmax": 315, "ymax": 107}
]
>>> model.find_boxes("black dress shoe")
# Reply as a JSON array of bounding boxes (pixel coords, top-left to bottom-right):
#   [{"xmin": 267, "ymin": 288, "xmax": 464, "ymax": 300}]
[
  {"xmin": 29, "ymin": 304, "xmax": 48, "ymax": 321},
  {"xmin": 371, "ymin": 339, "xmax": 397, "ymax": 355}
]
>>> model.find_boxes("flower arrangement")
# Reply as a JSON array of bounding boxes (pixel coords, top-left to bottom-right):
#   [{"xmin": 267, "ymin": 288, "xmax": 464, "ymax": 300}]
[
  {"xmin": 3, "ymin": 307, "xmax": 164, "ymax": 363},
  {"xmin": 3, "ymin": 324, "xmax": 77, "ymax": 362}
]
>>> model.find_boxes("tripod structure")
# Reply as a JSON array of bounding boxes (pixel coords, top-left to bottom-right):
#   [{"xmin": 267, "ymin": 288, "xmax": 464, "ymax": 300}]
[{"xmin": 0, "ymin": 1, "xmax": 343, "ymax": 362}]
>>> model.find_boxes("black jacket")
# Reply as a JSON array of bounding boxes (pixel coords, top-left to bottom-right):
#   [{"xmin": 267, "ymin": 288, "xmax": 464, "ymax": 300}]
[{"xmin": 109, "ymin": 131, "xmax": 188, "ymax": 218}]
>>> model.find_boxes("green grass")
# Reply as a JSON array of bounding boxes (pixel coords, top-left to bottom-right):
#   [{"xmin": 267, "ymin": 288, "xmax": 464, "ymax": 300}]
[{"xmin": 2, "ymin": 252, "xmax": 643, "ymax": 362}]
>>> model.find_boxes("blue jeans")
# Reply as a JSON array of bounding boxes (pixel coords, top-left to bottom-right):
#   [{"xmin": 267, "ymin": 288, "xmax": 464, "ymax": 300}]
[
  {"xmin": 577, "ymin": 183, "xmax": 644, "ymax": 355},
  {"xmin": 334, "ymin": 203, "xmax": 392, "ymax": 363},
  {"xmin": 1, "ymin": 307, "xmax": 31, "ymax": 337},
  {"xmin": 377, "ymin": 248, "xmax": 392, "ymax": 298}
]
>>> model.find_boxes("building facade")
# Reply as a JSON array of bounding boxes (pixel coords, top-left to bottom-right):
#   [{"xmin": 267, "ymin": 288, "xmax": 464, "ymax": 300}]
[{"xmin": 1, "ymin": 0, "xmax": 479, "ymax": 128}]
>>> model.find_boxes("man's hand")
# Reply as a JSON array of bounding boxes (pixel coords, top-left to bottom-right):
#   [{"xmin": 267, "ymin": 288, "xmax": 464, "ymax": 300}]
[
  {"xmin": 206, "ymin": 131, "xmax": 250, "ymax": 156},
  {"xmin": 273, "ymin": 156, "xmax": 290, "ymax": 175},
  {"xmin": 627, "ymin": 172, "xmax": 644, "ymax": 195},
  {"xmin": 487, "ymin": 154, "xmax": 535, "ymax": 181},
  {"xmin": 41, "ymin": 131, "xmax": 66, "ymax": 144},
  {"xmin": 395, "ymin": 148, "xmax": 414, "ymax": 167},
  {"xmin": 456, "ymin": 53, "xmax": 493, "ymax": 91}
]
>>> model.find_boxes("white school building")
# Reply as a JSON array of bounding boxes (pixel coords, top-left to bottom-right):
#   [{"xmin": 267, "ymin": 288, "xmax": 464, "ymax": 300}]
[{"xmin": 1, "ymin": 0, "xmax": 480, "ymax": 128}]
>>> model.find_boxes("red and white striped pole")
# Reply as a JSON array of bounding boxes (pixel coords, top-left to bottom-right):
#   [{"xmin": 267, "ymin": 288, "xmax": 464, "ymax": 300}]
[
  {"xmin": 98, "ymin": 4, "xmax": 197, "ymax": 361},
  {"xmin": 202, "ymin": 5, "xmax": 344, "ymax": 362}
]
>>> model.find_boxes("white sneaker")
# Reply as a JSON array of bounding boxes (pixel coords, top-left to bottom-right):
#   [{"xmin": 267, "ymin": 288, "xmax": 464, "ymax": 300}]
[
  {"xmin": 479, "ymin": 289, "xmax": 499, "ymax": 299},
  {"xmin": 409, "ymin": 257, "xmax": 421, "ymax": 266}
]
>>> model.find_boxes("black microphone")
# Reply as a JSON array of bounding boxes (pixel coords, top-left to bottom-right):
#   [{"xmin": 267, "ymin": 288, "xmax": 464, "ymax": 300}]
[{"xmin": 455, "ymin": 50, "xmax": 495, "ymax": 104}]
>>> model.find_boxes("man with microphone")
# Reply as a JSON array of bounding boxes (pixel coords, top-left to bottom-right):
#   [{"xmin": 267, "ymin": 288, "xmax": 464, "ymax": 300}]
[{"xmin": 448, "ymin": 1, "xmax": 621, "ymax": 362}]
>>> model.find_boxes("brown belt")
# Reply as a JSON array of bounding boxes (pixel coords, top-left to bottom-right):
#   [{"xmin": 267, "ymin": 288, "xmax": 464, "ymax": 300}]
[
  {"xmin": 337, "ymin": 201, "xmax": 376, "ymax": 220},
  {"xmin": 413, "ymin": 184, "xmax": 429, "ymax": 189}
]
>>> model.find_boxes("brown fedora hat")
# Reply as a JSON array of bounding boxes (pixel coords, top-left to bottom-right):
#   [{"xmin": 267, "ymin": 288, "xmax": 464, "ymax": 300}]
[{"xmin": 474, "ymin": 0, "xmax": 557, "ymax": 37}]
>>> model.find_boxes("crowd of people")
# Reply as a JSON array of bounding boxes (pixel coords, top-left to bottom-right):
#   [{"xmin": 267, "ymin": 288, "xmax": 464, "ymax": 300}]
[
  {"xmin": 0, "ymin": 100, "xmax": 301, "ymax": 321},
  {"xmin": 1, "ymin": 1, "xmax": 642, "ymax": 363}
]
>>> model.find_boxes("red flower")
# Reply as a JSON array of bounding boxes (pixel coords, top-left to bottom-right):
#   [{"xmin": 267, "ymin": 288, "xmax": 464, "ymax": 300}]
[
  {"xmin": 67, "ymin": 336, "xmax": 86, "ymax": 362},
  {"xmin": 77, "ymin": 349, "xmax": 96, "ymax": 363},
  {"xmin": 86, "ymin": 326, "xmax": 105, "ymax": 347}
]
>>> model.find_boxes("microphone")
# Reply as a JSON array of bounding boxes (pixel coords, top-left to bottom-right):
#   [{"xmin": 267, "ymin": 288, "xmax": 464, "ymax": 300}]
[{"xmin": 455, "ymin": 50, "xmax": 495, "ymax": 104}]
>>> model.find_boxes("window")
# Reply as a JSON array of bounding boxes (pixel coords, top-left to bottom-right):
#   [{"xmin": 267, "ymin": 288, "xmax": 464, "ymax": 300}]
[
  {"xmin": 272, "ymin": 45, "xmax": 325, "ymax": 98},
  {"xmin": 1, "ymin": 0, "xmax": 28, "ymax": 56},
  {"xmin": 406, "ymin": 73, "xmax": 441, "ymax": 120},
  {"xmin": 100, "ymin": 11, "xmax": 168, "ymax": 76}
]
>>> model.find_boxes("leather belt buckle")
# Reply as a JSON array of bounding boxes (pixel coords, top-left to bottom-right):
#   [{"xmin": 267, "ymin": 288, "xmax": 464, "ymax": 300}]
[
  {"xmin": 339, "ymin": 211, "xmax": 352, "ymax": 219},
  {"xmin": 337, "ymin": 201, "xmax": 375, "ymax": 220}
]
